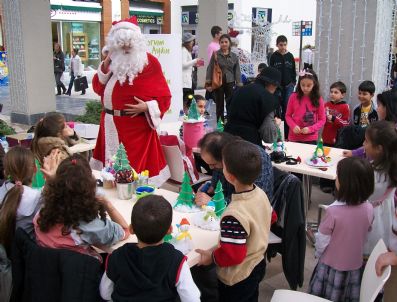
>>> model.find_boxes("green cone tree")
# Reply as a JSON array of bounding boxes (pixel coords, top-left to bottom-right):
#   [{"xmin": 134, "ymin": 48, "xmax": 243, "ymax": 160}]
[
  {"xmin": 188, "ymin": 98, "xmax": 200, "ymax": 120},
  {"xmin": 113, "ymin": 143, "xmax": 132, "ymax": 172},
  {"xmin": 217, "ymin": 118, "xmax": 224, "ymax": 132},
  {"xmin": 213, "ymin": 181, "xmax": 226, "ymax": 217},
  {"xmin": 174, "ymin": 172, "xmax": 195, "ymax": 208}
]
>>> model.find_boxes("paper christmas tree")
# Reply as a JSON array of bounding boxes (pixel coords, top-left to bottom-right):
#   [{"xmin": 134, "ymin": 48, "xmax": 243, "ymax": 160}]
[
  {"xmin": 164, "ymin": 233, "xmax": 173, "ymax": 243},
  {"xmin": 188, "ymin": 97, "xmax": 200, "ymax": 120},
  {"xmin": 113, "ymin": 143, "xmax": 132, "ymax": 172},
  {"xmin": 217, "ymin": 118, "xmax": 224, "ymax": 132},
  {"xmin": 174, "ymin": 172, "xmax": 195, "ymax": 208},
  {"xmin": 272, "ymin": 126, "xmax": 284, "ymax": 151},
  {"xmin": 314, "ymin": 138, "xmax": 325, "ymax": 157},
  {"xmin": 212, "ymin": 181, "xmax": 226, "ymax": 217}
]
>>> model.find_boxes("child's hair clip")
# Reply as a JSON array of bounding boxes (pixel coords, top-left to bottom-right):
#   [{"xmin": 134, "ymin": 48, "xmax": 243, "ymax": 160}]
[
  {"xmin": 71, "ymin": 159, "xmax": 77, "ymax": 165},
  {"xmin": 15, "ymin": 180, "xmax": 22, "ymax": 186}
]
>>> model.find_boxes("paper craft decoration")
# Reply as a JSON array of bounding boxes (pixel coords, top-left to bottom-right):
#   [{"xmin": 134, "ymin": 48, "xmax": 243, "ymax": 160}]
[
  {"xmin": 306, "ymin": 137, "xmax": 333, "ymax": 167},
  {"xmin": 173, "ymin": 172, "xmax": 202, "ymax": 213},
  {"xmin": 113, "ymin": 143, "xmax": 132, "ymax": 172},
  {"xmin": 183, "ymin": 98, "xmax": 205, "ymax": 149},
  {"xmin": 188, "ymin": 97, "xmax": 200, "ymax": 120},
  {"xmin": 217, "ymin": 118, "xmax": 224, "ymax": 132},
  {"xmin": 192, "ymin": 181, "xmax": 226, "ymax": 231},
  {"xmin": 171, "ymin": 218, "xmax": 193, "ymax": 255},
  {"xmin": 272, "ymin": 126, "xmax": 284, "ymax": 152}
]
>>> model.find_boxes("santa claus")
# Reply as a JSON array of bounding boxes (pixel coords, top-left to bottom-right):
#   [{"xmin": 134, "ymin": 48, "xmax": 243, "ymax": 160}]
[{"xmin": 91, "ymin": 16, "xmax": 171, "ymax": 186}]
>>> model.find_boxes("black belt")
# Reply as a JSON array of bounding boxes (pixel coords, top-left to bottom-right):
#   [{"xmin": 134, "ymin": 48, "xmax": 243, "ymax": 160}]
[{"xmin": 104, "ymin": 108, "xmax": 129, "ymax": 117}]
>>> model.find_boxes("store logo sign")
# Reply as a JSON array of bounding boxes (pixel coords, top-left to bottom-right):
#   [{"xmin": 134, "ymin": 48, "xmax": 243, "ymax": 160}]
[{"xmin": 182, "ymin": 12, "xmax": 189, "ymax": 25}]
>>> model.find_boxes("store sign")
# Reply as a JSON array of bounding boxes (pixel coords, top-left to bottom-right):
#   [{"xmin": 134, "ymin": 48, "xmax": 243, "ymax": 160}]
[
  {"xmin": 181, "ymin": 12, "xmax": 189, "ymax": 25},
  {"xmin": 292, "ymin": 21, "xmax": 313, "ymax": 36},
  {"xmin": 252, "ymin": 8, "xmax": 272, "ymax": 26},
  {"xmin": 51, "ymin": 9, "xmax": 101, "ymax": 22},
  {"xmin": 135, "ymin": 14, "xmax": 163, "ymax": 25},
  {"xmin": 146, "ymin": 34, "xmax": 182, "ymax": 123},
  {"xmin": 71, "ymin": 23, "xmax": 84, "ymax": 33}
]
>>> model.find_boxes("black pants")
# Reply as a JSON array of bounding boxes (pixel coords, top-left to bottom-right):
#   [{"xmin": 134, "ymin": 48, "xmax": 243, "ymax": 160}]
[
  {"xmin": 54, "ymin": 72, "xmax": 66, "ymax": 94},
  {"xmin": 191, "ymin": 264, "xmax": 219, "ymax": 302},
  {"xmin": 67, "ymin": 72, "xmax": 86, "ymax": 95},
  {"xmin": 218, "ymin": 259, "xmax": 266, "ymax": 302},
  {"xmin": 214, "ymin": 82, "xmax": 234, "ymax": 122}
]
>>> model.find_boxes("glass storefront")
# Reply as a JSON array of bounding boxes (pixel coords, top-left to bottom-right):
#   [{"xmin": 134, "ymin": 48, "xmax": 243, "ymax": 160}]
[{"xmin": 52, "ymin": 21, "xmax": 100, "ymax": 70}]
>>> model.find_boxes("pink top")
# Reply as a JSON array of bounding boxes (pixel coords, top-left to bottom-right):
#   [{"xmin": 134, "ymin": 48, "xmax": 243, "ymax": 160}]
[
  {"xmin": 285, "ymin": 93, "xmax": 326, "ymax": 142},
  {"xmin": 319, "ymin": 202, "xmax": 374, "ymax": 271},
  {"xmin": 207, "ymin": 41, "xmax": 220, "ymax": 62}
]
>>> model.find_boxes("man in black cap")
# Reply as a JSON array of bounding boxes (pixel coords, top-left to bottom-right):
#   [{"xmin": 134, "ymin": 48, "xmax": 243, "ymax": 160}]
[{"xmin": 224, "ymin": 67, "xmax": 282, "ymax": 146}]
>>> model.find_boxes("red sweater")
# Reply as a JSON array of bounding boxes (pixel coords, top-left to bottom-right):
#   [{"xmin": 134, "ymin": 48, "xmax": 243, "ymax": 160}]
[{"xmin": 323, "ymin": 101, "xmax": 350, "ymax": 145}]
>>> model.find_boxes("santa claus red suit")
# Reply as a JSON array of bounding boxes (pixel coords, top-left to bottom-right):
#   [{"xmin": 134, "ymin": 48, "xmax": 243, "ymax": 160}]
[{"xmin": 91, "ymin": 17, "xmax": 171, "ymax": 186}]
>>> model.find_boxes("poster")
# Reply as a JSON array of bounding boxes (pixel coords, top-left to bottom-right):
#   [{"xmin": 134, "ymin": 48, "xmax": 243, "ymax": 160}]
[
  {"xmin": 145, "ymin": 34, "xmax": 182, "ymax": 123},
  {"xmin": 0, "ymin": 52, "xmax": 8, "ymax": 86}
]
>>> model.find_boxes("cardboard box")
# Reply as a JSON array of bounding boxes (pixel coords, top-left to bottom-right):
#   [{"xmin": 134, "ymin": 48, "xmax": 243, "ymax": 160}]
[
  {"xmin": 6, "ymin": 133, "xmax": 33, "ymax": 148},
  {"xmin": 74, "ymin": 123, "xmax": 99, "ymax": 139}
]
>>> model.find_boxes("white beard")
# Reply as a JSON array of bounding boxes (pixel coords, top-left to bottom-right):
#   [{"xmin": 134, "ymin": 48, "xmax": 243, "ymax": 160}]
[{"xmin": 104, "ymin": 27, "xmax": 148, "ymax": 85}]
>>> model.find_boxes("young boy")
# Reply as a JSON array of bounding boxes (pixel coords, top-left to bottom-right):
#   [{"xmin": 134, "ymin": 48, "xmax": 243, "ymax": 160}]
[
  {"xmin": 99, "ymin": 195, "xmax": 200, "ymax": 302},
  {"xmin": 353, "ymin": 80, "xmax": 378, "ymax": 127},
  {"xmin": 196, "ymin": 140, "xmax": 272, "ymax": 301},
  {"xmin": 323, "ymin": 81, "xmax": 350, "ymax": 145},
  {"xmin": 269, "ymin": 35, "xmax": 297, "ymax": 139}
]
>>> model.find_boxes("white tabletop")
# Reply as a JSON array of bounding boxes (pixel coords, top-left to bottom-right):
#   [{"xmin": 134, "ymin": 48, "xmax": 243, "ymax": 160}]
[{"xmin": 269, "ymin": 142, "xmax": 345, "ymax": 180}]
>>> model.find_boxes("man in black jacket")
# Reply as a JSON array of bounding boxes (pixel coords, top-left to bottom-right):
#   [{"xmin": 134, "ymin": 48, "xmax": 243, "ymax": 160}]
[{"xmin": 269, "ymin": 35, "xmax": 297, "ymax": 139}]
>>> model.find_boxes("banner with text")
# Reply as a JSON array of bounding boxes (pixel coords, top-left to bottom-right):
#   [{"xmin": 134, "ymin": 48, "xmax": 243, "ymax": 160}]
[{"xmin": 145, "ymin": 34, "xmax": 182, "ymax": 123}]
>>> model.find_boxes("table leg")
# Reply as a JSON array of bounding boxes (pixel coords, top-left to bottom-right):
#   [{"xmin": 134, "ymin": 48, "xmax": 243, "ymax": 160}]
[{"xmin": 302, "ymin": 174, "xmax": 312, "ymax": 218}]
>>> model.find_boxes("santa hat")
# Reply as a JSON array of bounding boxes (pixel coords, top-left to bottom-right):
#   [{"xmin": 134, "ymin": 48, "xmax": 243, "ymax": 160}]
[
  {"xmin": 179, "ymin": 218, "xmax": 190, "ymax": 225},
  {"xmin": 111, "ymin": 16, "xmax": 139, "ymax": 31}
]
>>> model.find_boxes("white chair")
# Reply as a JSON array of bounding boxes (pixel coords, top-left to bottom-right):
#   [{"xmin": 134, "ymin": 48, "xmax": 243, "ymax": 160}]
[
  {"xmin": 270, "ymin": 239, "xmax": 392, "ymax": 302},
  {"xmin": 161, "ymin": 144, "xmax": 211, "ymax": 185}
]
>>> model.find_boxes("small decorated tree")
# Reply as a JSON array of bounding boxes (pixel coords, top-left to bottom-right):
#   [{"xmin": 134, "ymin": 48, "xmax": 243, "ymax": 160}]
[
  {"xmin": 217, "ymin": 118, "xmax": 224, "ymax": 132},
  {"xmin": 174, "ymin": 172, "xmax": 195, "ymax": 208},
  {"xmin": 113, "ymin": 143, "xmax": 132, "ymax": 172},
  {"xmin": 272, "ymin": 126, "xmax": 284, "ymax": 151},
  {"xmin": 188, "ymin": 98, "xmax": 200, "ymax": 120},
  {"xmin": 213, "ymin": 181, "xmax": 226, "ymax": 217}
]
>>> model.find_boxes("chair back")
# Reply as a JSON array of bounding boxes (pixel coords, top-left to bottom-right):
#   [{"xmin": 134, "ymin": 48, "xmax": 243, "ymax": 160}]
[{"xmin": 360, "ymin": 239, "xmax": 391, "ymax": 302}]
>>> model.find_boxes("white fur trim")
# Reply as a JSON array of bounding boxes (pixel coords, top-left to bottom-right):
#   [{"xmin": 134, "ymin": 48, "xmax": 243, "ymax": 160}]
[
  {"xmin": 145, "ymin": 100, "xmax": 162, "ymax": 130},
  {"xmin": 150, "ymin": 164, "xmax": 170, "ymax": 187},
  {"xmin": 97, "ymin": 61, "xmax": 112, "ymax": 85},
  {"xmin": 103, "ymin": 75, "xmax": 120, "ymax": 162},
  {"xmin": 110, "ymin": 22, "xmax": 140, "ymax": 34},
  {"xmin": 90, "ymin": 158, "xmax": 104, "ymax": 171}
]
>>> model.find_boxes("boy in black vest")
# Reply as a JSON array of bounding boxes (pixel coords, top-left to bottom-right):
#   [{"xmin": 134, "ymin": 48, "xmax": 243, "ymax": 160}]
[{"xmin": 100, "ymin": 195, "xmax": 200, "ymax": 302}]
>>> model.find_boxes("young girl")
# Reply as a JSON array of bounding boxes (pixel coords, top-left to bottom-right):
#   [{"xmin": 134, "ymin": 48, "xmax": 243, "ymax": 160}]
[
  {"xmin": 0, "ymin": 147, "xmax": 41, "ymax": 254},
  {"xmin": 30, "ymin": 112, "xmax": 84, "ymax": 188},
  {"xmin": 285, "ymin": 69, "xmax": 326, "ymax": 143},
  {"xmin": 34, "ymin": 154, "xmax": 129, "ymax": 262},
  {"xmin": 309, "ymin": 157, "xmax": 375, "ymax": 301}
]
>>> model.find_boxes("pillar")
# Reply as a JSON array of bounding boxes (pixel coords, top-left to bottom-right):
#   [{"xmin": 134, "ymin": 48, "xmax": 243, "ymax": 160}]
[
  {"xmin": 3, "ymin": 0, "xmax": 55, "ymax": 125},
  {"xmin": 120, "ymin": 0, "xmax": 130, "ymax": 20},
  {"xmin": 197, "ymin": 0, "xmax": 228, "ymax": 89},
  {"xmin": 100, "ymin": 0, "xmax": 112, "ymax": 58},
  {"xmin": 315, "ymin": 0, "xmax": 395, "ymax": 106}
]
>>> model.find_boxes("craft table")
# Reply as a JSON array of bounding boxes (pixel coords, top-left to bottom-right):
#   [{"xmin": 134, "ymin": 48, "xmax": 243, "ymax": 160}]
[
  {"xmin": 93, "ymin": 170, "xmax": 281, "ymax": 267},
  {"xmin": 268, "ymin": 141, "xmax": 345, "ymax": 215}
]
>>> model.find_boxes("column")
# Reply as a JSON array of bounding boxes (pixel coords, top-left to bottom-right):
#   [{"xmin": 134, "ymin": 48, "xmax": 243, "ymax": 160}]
[
  {"xmin": 101, "ymin": 0, "xmax": 112, "ymax": 55},
  {"xmin": 3, "ymin": 0, "xmax": 55, "ymax": 125},
  {"xmin": 314, "ymin": 0, "xmax": 395, "ymax": 106},
  {"xmin": 197, "ymin": 0, "xmax": 228, "ymax": 89},
  {"xmin": 120, "ymin": 0, "xmax": 130, "ymax": 19},
  {"xmin": 112, "ymin": 0, "xmax": 121, "ymax": 21}
]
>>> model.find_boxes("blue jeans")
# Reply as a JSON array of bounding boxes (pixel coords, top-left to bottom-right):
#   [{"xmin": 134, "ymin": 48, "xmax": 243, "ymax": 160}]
[{"xmin": 280, "ymin": 83, "xmax": 295, "ymax": 140}]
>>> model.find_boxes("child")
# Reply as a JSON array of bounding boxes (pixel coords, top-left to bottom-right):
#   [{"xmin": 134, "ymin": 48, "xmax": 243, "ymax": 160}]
[
  {"xmin": 285, "ymin": 69, "xmax": 326, "ymax": 143},
  {"xmin": 196, "ymin": 140, "xmax": 271, "ymax": 302},
  {"xmin": 30, "ymin": 112, "xmax": 84, "ymax": 188},
  {"xmin": 309, "ymin": 157, "xmax": 375, "ymax": 301},
  {"xmin": 353, "ymin": 80, "xmax": 378, "ymax": 127},
  {"xmin": 34, "ymin": 154, "xmax": 129, "ymax": 262},
  {"xmin": 0, "ymin": 147, "xmax": 40, "ymax": 254},
  {"xmin": 323, "ymin": 81, "xmax": 350, "ymax": 145},
  {"xmin": 362, "ymin": 121, "xmax": 397, "ymax": 257},
  {"xmin": 99, "ymin": 195, "xmax": 200, "ymax": 301},
  {"xmin": 180, "ymin": 94, "xmax": 207, "ymax": 139},
  {"xmin": 269, "ymin": 35, "xmax": 297, "ymax": 139}
]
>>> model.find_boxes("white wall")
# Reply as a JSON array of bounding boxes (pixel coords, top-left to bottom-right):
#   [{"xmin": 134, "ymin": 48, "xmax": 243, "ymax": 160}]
[{"xmin": 176, "ymin": 0, "xmax": 317, "ymax": 60}]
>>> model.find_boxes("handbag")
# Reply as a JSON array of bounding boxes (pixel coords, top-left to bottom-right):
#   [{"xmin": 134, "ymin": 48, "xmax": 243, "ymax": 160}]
[
  {"xmin": 211, "ymin": 52, "xmax": 223, "ymax": 90},
  {"xmin": 74, "ymin": 76, "xmax": 88, "ymax": 92}
]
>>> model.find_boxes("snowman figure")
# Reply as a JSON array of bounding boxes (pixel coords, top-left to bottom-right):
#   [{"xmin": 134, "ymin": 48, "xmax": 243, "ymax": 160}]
[
  {"xmin": 203, "ymin": 201, "xmax": 217, "ymax": 222},
  {"xmin": 172, "ymin": 218, "xmax": 194, "ymax": 254}
]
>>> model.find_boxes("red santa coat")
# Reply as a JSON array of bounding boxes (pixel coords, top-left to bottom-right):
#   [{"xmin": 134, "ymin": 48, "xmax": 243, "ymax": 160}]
[{"xmin": 91, "ymin": 53, "xmax": 171, "ymax": 187}]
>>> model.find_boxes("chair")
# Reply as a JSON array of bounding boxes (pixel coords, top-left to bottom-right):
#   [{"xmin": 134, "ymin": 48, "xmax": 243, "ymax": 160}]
[
  {"xmin": 270, "ymin": 239, "xmax": 392, "ymax": 302},
  {"xmin": 160, "ymin": 135, "xmax": 211, "ymax": 185}
]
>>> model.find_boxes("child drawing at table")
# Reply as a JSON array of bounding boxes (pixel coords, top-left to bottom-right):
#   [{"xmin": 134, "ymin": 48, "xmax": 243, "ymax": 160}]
[
  {"xmin": 196, "ymin": 140, "xmax": 271, "ymax": 302},
  {"xmin": 100, "ymin": 195, "xmax": 200, "ymax": 302},
  {"xmin": 285, "ymin": 69, "xmax": 326, "ymax": 143},
  {"xmin": 34, "ymin": 154, "xmax": 129, "ymax": 262},
  {"xmin": 0, "ymin": 146, "xmax": 58, "ymax": 254},
  {"xmin": 309, "ymin": 157, "xmax": 374, "ymax": 301},
  {"xmin": 30, "ymin": 112, "xmax": 86, "ymax": 188}
]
